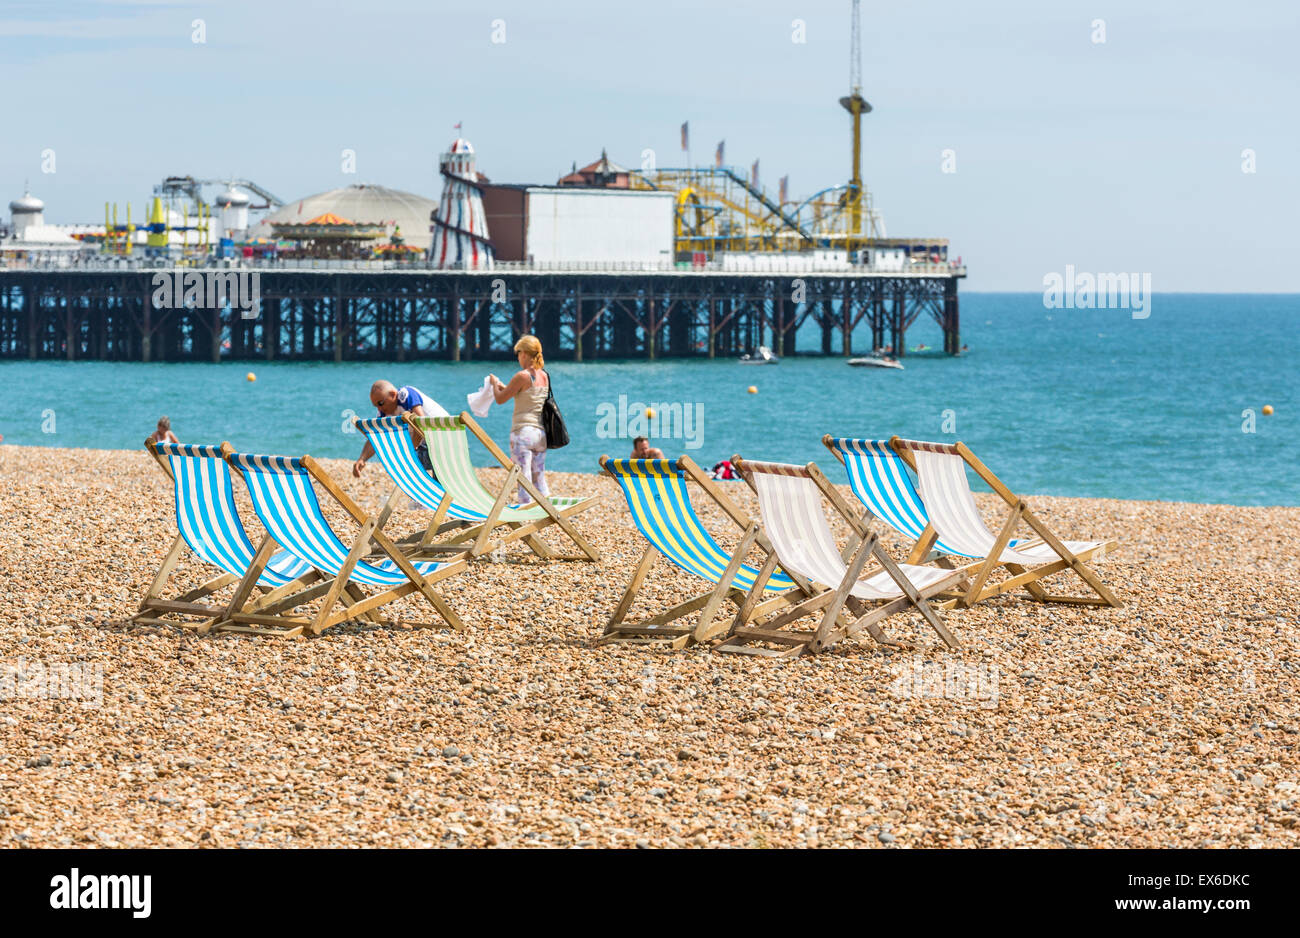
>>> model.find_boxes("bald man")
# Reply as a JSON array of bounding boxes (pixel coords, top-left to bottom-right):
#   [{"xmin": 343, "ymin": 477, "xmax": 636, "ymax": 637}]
[{"xmin": 353, "ymin": 379, "xmax": 449, "ymax": 478}]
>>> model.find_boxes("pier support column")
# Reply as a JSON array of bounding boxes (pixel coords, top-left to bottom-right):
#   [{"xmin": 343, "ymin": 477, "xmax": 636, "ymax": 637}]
[
  {"xmin": 451, "ymin": 291, "xmax": 461, "ymax": 362},
  {"xmin": 943, "ymin": 278, "xmax": 960, "ymax": 355},
  {"xmin": 574, "ymin": 294, "xmax": 583, "ymax": 362},
  {"xmin": 892, "ymin": 285, "xmax": 905, "ymax": 358},
  {"xmin": 141, "ymin": 285, "xmax": 152, "ymax": 363},
  {"xmin": 820, "ymin": 294, "xmax": 833, "ymax": 355},
  {"xmin": 64, "ymin": 294, "xmax": 75, "ymax": 361},
  {"xmin": 841, "ymin": 280, "xmax": 852, "ymax": 356},
  {"xmin": 333, "ymin": 285, "xmax": 344, "ymax": 363},
  {"xmin": 25, "ymin": 286, "xmax": 36, "ymax": 359},
  {"xmin": 646, "ymin": 297, "xmax": 656, "ymax": 360},
  {"xmin": 775, "ymin": 293, "xmax": 785, "ymax": 357},
  {"xmin": 872, "ymin": 287, "xmax": 884, "ymax": 352},
  {"xmin": 264, "ymin": 298, "xmax": 278, "ymax": 360}
]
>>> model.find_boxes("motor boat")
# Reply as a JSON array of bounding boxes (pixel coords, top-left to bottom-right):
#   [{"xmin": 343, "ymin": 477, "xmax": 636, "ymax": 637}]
[
  {"xmin": 847, "ymin": 355, "xmax": 904, "ymax": 370},
  {"xmin": 739, "ymin": 345, "xmax": 780, "ymax": 365}
]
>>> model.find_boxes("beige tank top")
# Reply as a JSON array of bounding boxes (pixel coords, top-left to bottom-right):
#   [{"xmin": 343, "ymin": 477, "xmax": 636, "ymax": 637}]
[{"xmin": 511, "ymin": 372, "xmax": 548, "ymax": 432}]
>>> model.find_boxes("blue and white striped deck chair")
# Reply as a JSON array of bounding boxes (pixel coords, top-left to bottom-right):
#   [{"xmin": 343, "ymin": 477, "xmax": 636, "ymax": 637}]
[
  {"xmin": 223, "ymin": 451, "xmax": 469, "ymax": 636},
  {"xmin": 406, "ymin": 412, "xmax": 600, "ymax": 561},
  {"xmin": 826, "ymin": 435, "xmax": 1120, "ymax": 608},
  {"xmin": 823, "ymin": 436, "xmax": 974, "ymax": 559},
  {"xmin": 134, "ymin": 441, "xmax": 318, "ymax": 635},
  {"xmin": 598, "ymin": 454, "xmax": 806, "ymax": 649}
]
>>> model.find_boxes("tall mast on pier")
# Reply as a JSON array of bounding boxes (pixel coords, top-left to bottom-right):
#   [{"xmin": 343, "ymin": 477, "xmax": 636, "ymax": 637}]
[{"xmin": 839, "ymin": 0, "xmax": 872, "ymax": 254}]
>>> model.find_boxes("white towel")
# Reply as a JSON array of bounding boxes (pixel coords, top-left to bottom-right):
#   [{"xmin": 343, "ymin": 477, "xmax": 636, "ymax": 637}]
[{"xmin": 467, "ymin": 376, "xmax": 494, "ymax": 418}]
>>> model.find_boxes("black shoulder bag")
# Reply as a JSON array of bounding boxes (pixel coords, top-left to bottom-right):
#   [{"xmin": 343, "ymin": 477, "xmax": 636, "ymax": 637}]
[{"xmin": 540, "ymin": 370, "xmax": 570, "ymax": 449}]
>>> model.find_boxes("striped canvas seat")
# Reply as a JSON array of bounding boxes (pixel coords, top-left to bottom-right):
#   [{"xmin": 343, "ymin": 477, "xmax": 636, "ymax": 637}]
[
  {"xmin": 353, "ymin": 416, "xmax": 483, "ymax": 522},
  {"xmin": 227, "ymin": 453, "xmax": 450, "ymax": 587},
  {"xmin": 911, "ymin": 448, "xmax": 1102, "ymax": 564},
  {"xmin": 827, "ymin": 437, "xmax": 996, "ymax": 558},
  {"xmin": 158, "ymin": 443, "xmax": 313, "ymax": 587},
  {"xmin": 411, "ymin": 416, "xmax": 585, "ymax": 521},
  {"xmin": 604, "ymin": 458, "xmax": 796, "ymax": 593},
  {"xmin": 750, "ymin": 466, "xmax": 960, "ymax": 600}
]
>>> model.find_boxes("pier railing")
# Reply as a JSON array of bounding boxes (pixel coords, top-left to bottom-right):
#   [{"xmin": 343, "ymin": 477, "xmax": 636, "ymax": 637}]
[{"xmin": 0, "ymin": 254, "xmax": 966, "ymax": 278}]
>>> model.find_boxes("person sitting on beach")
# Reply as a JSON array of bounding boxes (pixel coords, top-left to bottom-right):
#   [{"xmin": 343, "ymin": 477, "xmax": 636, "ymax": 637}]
[
  {"xmin": 710, "ymin": 459, "xmax": 738, "ymax": 481},
  {"xmin": 147, "ymin": 416, "xmax": 179, "ymax": 446},
  {"xmin": 353, "ymin": 380, "xmax": 449, "ymax": 478},
  {"xmin": 631, "ymin": 436, "xmax": 665, "ymax": 460}
]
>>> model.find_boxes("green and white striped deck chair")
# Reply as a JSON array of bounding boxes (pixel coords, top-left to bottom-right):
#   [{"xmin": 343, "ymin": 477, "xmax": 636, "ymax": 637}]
[
  {"xmin": 353, "ymin": 415, "xmax": 491, "ymax": 555},
  {"xmin": 404, "ymin": 412, "xmax": 600, "ymax": 561},
  {"xmin": 598, "ymin": 454, "xmax": 813, "ymax": 649}
]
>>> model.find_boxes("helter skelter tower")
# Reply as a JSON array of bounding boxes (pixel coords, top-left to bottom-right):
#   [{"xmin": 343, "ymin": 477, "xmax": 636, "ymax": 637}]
[{"xmin": 429, "ymin": 137, "xmax": 494, "ymax": 269}]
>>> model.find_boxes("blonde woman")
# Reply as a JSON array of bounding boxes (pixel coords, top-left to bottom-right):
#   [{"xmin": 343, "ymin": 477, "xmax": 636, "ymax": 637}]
[{"xmin": 489, "ymin": 335, "xmax": 550, "ymax": 505}]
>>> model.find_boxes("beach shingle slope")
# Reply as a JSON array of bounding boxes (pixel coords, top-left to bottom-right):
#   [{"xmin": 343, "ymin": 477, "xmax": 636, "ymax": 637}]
[{"xmin": 0, "ymin": 445, "xmax": 1297, "ymax": 848}]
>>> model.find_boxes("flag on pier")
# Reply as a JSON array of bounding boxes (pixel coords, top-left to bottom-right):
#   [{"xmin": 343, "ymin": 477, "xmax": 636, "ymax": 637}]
[
  {"xmin": 715, "ymin": 140, "xmax": 724, "ymax": 168},
  {"xmin": 680, "ymin": 122, "xmax": 689, "ymax": 151}
]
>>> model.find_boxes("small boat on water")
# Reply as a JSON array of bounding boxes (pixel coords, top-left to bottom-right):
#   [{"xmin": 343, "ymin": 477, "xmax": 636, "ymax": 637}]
[
  {"xmin": 847, "ymin": 355, "xmax": 904, "ymax": 370},
  {"xmin": 739, "ymin": 345, "xmax": 780, "ymax": 365}
]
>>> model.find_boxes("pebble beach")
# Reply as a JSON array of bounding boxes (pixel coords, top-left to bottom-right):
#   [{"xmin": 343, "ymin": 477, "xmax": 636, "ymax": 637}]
[{"xmin": 1, "ymin": 443, "xmax": 1297, "ymax": 849}]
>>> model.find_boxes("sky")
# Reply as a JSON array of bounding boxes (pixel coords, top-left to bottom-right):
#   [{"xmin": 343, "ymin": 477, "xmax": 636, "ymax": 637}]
[{"xmin": 2, "ymin": 0, "xmax": 1297, "ymax": 291}]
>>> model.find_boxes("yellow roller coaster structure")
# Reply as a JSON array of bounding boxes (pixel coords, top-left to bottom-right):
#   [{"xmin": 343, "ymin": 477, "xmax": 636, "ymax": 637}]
[{"xmin": 630, "ymin": 166, "xmax": 883, "ymax": 257}]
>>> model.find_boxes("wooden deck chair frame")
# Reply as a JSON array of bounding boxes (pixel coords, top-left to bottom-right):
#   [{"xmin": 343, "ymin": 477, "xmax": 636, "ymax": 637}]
[
  {"xmin": 215, "ymin": 450, "xmax": 470, "ymax": 637},
  {"xmin": 133, "ymin": 440, "xmax": 338, "ymax": 639},
  {"xmin": 718, "ymin": 456, "xmax": 967, "ymax": 658},
  {"xmin": 405, "ymin": 411, "xmax": 600, "ymax": 562},
  {"xmin": 888, "ymin": 437, "xmax": 1121, "ymax": 609},
  {"xmin": 598, "ymin": 454, "xmax": 820, "ymax": 650}
]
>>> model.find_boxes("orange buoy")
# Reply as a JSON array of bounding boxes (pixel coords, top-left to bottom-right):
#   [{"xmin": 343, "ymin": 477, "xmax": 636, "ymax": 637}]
[
  {"xmin": 645, "ymin": 408, "xmax": 656, "ymax": 419},
  {"xmin": 246, "ymin": 372, "xmax": 257, "ymax": 382},
  {"xmin": 747, "ymin": 385, "xmax": 758, "ymax": 394},
  {"xmin": 1262, "ymin": 404, "xmax": 1274, "ymax": 416}
]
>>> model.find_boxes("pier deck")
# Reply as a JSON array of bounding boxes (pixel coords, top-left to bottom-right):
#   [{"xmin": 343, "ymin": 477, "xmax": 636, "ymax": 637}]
[{"xmin": 0, "ymin": 263, "xmax": 965, "ymax": 362}]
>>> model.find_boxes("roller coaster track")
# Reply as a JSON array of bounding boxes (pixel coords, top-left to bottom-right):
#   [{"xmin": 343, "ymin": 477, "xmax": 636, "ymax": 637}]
[{"xmin": 633, "ymin": 168, "xmax": 816, "ymax": 247}]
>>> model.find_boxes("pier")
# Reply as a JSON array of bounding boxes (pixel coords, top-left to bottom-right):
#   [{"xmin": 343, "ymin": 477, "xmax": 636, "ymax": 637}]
[{"xmin": 0, "ymin": 262, "xmax": 964, "ymax": 362}]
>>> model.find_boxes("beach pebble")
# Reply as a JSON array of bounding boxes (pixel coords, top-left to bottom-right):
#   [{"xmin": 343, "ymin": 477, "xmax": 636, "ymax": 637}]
[{"xmin": 0, "ymin": 448, "xmax": 1297, "ymax": 849}]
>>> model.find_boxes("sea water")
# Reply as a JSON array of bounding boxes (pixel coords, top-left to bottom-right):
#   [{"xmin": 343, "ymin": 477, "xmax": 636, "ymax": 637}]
[{"xmin": 1, "ymin": 293, "xmax": 1295, "ymax": 505}]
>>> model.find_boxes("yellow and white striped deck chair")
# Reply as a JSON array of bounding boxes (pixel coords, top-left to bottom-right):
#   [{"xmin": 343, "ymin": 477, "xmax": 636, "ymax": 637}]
[{"xmin": 597, "ymin": 454, "xmax": 813, "ymax": 649}]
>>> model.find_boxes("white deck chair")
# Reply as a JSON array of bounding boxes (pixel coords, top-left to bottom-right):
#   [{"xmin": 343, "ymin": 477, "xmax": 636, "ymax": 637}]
[
  {"xmin": 718, "ymin": 458, "xmax": 968, "ymax": 657},
  {"xmin": 895, "ymin": 438, "xmax": 1120, "ymax": 608}
]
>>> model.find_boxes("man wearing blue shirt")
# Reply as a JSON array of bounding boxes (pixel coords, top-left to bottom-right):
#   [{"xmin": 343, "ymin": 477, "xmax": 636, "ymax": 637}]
[{"xmin": 353, "ymin": 379, "xmax": 449, "ymax": 478}]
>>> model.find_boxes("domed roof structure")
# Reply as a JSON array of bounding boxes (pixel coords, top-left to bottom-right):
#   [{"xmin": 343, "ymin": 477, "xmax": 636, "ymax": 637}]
[
  {"xmin": 252, "ymin": 183, "xmax": 437, "ymax": 250},
  {"xmin": 448, "ymin": 138, "xmax": 474, "ymax": 154},
  {"xmin": 215, "ymin": 187, "xmax": 251, "ymax": 207},
  {"xmin": 9, "ymin": 190, "xmax": 44, "ymax": 213}
]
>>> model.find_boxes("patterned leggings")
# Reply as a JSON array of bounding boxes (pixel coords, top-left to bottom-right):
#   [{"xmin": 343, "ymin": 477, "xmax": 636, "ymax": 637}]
[{"xmin": 509, "ymin": 426, "xmax": 549, "ymax": 504}]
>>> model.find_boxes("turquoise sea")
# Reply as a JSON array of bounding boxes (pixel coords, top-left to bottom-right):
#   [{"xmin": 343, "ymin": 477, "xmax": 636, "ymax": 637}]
[{"xmin": 1, "ymin": 293, "xmax": 1296, "ymax": 506}]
